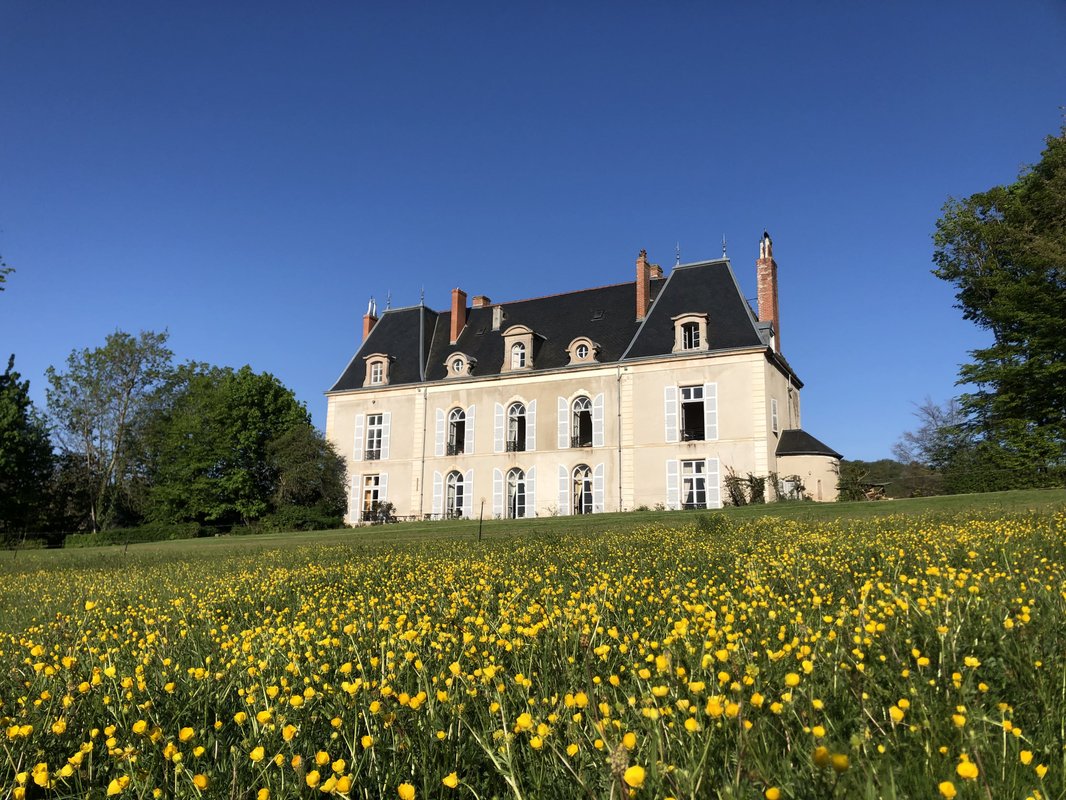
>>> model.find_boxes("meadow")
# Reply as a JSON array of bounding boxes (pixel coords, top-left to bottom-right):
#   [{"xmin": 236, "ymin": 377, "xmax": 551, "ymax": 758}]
[{"xmin": 2, "ymin": 492, "xmax": 1064, "ymax": 799}]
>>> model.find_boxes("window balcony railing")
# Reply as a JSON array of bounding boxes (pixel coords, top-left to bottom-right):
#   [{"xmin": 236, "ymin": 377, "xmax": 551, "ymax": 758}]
[
  {"xmin": 446, "ymin": 442, "xmax": 464, "ymax": 456},
  {"xmin": 570, "ymin": 435, "xmax": 593, "ymax": 448},
  {"xmin": 682, "ymin": 501, "xmax": 706, "ymax": 510},
  {"xmin": 506, "ymin": 440, "xmax": 525, "ymax": 452},
  {"xmin": 680, "ymin": 428, "xmax": 706, "ymax": 441},
  {"xmin": 364, "ymin": 449, "xmax": 381, "ymax": 461}
]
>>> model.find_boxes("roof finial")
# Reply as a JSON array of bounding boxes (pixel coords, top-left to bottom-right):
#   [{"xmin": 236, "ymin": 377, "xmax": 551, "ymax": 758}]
[
  {"xmin": 385, "ymin": 290, "xmax": 392, "ymax": 310},
  {"xmin": 722, "ymin": 235, "xmax": 728, "ymax": 258},
  {"xmin": 419, "ymin": 286, "xmax": 425, "ymax": 307},
  {"xmin": 675, "ymin": 241, "xmax": 681, "ymax": 266}
]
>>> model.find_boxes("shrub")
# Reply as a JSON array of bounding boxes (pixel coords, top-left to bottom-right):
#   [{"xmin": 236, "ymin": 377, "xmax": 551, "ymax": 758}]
[{"xmin": 65, "ymin": 521, "xmax": 201, "ymax": 548}]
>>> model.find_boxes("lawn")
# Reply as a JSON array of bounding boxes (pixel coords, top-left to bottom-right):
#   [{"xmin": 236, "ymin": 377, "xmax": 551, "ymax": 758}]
[{"xmin": 1, "ymin": 490, "xmax": 1064, "ymax": 799}]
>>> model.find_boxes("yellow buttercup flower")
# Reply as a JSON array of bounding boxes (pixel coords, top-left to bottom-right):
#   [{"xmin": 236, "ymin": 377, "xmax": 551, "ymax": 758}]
[
  {"xmin": 623, "ymin": 765, "xmax": 646, "ymax": 789},
  {"xmin": 442, "ymin": 772, "xmax": 459, "ymax": 788}
]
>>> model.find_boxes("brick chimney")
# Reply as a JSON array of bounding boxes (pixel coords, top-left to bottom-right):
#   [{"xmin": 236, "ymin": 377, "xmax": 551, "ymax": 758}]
[
  {"xmin": 450, "ymin": 288, "xmax": 468, "ymax": 344},
  {"xmin": 756, "ymin": 231, "xmax": 780, "ymax": 349},
  {"xmin": 649, "ymin": 263, "xmax": 663, "ymax": 280},
  {"xmin": 362, "ymin": 297, "xmax": 378, "ymax": 341},
  {"xmin": 472, "ymin": 295, "xmax": 492, "ymax": 308},
  {"xmin": 635, "ymin": 249, "xmax": 651, "ymax": 320}
]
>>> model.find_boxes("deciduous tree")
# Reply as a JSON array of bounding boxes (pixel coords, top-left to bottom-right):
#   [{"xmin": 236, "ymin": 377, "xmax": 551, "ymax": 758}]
[
  {"xmin": 45, "ymin": 330, "xmax": 173, "ymax": 531},
  {"xmin": 932, "ymin": 126, "xmax": 1066, "ymax": 472},
  {"xmin": 146, "ymin": 365, "xmax": 313, "ymax": 526}
]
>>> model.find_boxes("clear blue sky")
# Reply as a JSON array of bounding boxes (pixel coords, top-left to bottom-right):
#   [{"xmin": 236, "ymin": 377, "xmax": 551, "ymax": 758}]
[{"xmin": 2, "ymin": 2, "xmax": 1064, "ymax": 460}]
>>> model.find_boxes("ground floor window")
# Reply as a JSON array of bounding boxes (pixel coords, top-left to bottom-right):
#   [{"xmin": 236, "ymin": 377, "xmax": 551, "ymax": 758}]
[
  {"xmin": 507, "ymin": 468, "xmax": 526, "ymax": 519},
  {"xmin": 681, "ymin": 460, "xmax": 706, "ymax": 509},
  {"xmin": 361, "ymin": 474, "xmax": 381, "ymax": 519},
  {"xmin": 446, "ymin": 470, "xmax": 465, "ymax": 518},
  {"xmin": 573, "ymin": 464, "xmax": 593, "ymax": 515}
]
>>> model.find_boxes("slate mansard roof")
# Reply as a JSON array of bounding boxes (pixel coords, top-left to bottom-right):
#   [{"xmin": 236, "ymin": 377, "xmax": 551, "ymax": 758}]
[{"xmin": 329, "ymin": 258, "xmax": 797, "ymax": 393}]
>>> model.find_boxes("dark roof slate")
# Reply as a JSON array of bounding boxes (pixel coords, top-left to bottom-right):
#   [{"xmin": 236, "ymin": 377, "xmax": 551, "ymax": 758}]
[
  {"xmin": 776, "ymin": 429, "xmax": 842, "ymax": 459},
  {"xmin": 330, "ymin": 306, "xmax": 437, "ymax": 392},
  {"xmin": 329, "ymin": 259, "xmax": 781, "ymax": 392},
  {"xmin": 425, "ymin": 280, "xmax": 663, "ymax": 382},
  {"xmin": 624, "ymin": 260, "xmax": 764, "ymax": 358}
]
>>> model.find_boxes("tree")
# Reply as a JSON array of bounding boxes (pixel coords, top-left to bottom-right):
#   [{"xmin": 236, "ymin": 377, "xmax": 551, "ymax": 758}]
[
  {"xmin": 932, "ymin": 126, "xmax": 1066, "ymax": 474},
  {"xmin": 46, "ymin": 330, "xmax": 173, "ymax": 531},
  {"xmin": 146, "ymin": 365, "xmax": 313, "ymax": 527},
  {"xmin": 892, "ymin": 397, "xmax": 971, "ymax": 471},
  {"xmin": 0, "ymin": 356, "xmax": 54, "ymax": 535},
  {"xmin": 0, "ymin": 253, "xmax": 11, "ymax": 292},
  {"xmin": 267, "ymin": 425, "xmax": 347, "ymax": 515}
]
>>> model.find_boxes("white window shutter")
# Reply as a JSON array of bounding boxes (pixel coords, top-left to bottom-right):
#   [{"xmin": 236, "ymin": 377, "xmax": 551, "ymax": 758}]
[
  {"xmin": 350, "ymin": 474, "xmax": 360, "ymax": 521},
  {"xmin": 435, "ymin": 408, "xmax": 446, "ymax": 457},
  {"xmin": 432, "ymin": 471, "xmax": 443, "ymax": 517},
  {"xmin": 380, "ymin": 412, "xmax": 392, "ymax": 460},
  {"xmin": 494, "ymin": 403, "xmax": 505, "ymax": 453},
  {"xmin": 492, "ymin": 468, "xmax": 504, "ymax": 518},
  {"xmin": 706, "ymin": 458, "xmax": 721, "ymax": 509},
  {"xmin": 771, "ymin": 398, "xmax": 779, "ymax": 434},
  {"xmin": 353, "ymin": 414, "xmax": 365, "ymax": 461},
  {"xmin": 557, "ymin": 397, "xmax": 569, "ymax": 449},
  {"xmin": 465, "ymin": 405, "xmax": 475, "ymax": 454},
  {"xmin": 557, "ymin": 464, "xmax": 570, "ymax": 515},
  {"xmin": 463, "ymin": 469, "xmax": 474, "ymax": 518},
  {"xmin": 592, "ymin": 463, "xmax": 605, "ymax": 513},
  {"xmin": 592, "ymin": 393, "xmax": 605, "ymax": 447},
  {"xmin": 704, "ymin": 383, "xmax": 718, "ymax": 441},
  {"xmin": 666, "ymin": 459, "xmax": 680, "ymax": 510},
  {"xmin": 379, "ymin": 473, "xmax": 389, "ymax": 503},
  {"xmin": 664, "ymin": 387, "xmax": 679, "ymax": 443},
  {"xmin": 526, "ymin": 399, "xmax": 537, "ymax": 452},
  {"xmin": 526, "ymin": 466, "xmax": 536, "ymax": 517}
]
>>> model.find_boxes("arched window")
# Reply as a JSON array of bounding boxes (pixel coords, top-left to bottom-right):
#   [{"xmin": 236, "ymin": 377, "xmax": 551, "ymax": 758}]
[
  {"xmin": 510, "ymin": 342, "xmax": 527, "ymax": 369},
  {"xmin": 572, "ymin": 464, "xmax": 593, "ymax": 515},
  {"xmin": 452, "ymin": 357, "xmax": 465, "ymax": 374},
  {"xmin": 571, "ymin": 396, "xmax": 592, "ymax": 448},
  {"xmin": 507, "ymin": 402, "xmax": 526, "ymax": 452},
  {"xmin": 446, "ymin": 470, "xmax": 464, "ymax": 518},
  {"xmin": 447, "ymin": 408, "xmax": 466, "ymax": 455},
  {"xmin": 507, "ymin": 468, "xmax": 526, "ymax": 519},
  {"xmin": 576, "ymin": 344, "xmax": 589, "ymax": 359}
]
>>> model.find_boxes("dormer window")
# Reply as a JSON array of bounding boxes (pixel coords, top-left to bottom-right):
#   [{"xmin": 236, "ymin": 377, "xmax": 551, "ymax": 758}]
[
  {"xmin": 445, "ymin": 353, "xmax": 475, "ymax": 379},
  {"xmin": 363, "ymin": 353, "xmax": 391, "ymax": 386},
  {"xmin": 566, "ymin": 337, "xmax": 599, "ymax": 365},
  {"xmin": 682, "ymin": 322, "xmax": 700, "ymax": 349},
  {"xmin": 501, "ymin": 325, "xmax": 536, "ymax": 373},
  {"xmin": 671, "ymin": 313, "xmax": 709, "ymax": 354},
  {"xmin": 511, "ymin": 342, "xmax": 526, "ymax": 369}
]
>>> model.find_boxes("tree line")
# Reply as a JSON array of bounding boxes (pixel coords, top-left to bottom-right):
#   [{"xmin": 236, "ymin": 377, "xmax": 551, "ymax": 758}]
[
  {"xmin": 1, "ymin": 329, "xmax": 346, "ymax": 544},
  {"xmin": 841, "ymin": 125, "xmax": 1066, "ymax": 499}
]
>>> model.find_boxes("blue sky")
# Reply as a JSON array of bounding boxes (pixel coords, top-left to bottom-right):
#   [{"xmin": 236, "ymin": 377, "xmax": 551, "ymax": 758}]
[{"xmin": 1, "ymin": 2, "xmax": 1064, "ymax": 460}]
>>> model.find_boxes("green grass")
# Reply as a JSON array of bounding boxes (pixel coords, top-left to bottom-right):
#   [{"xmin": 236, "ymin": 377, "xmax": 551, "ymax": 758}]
[{"xmin": 8, "ymin": 488, "xmax": 1063, "ymax": 565}]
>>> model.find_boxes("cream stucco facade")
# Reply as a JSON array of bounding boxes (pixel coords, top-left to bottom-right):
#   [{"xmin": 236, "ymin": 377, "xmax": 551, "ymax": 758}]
[{"xmin": 325, "ymin": 238, "xmax": 840, "ymax": 522}]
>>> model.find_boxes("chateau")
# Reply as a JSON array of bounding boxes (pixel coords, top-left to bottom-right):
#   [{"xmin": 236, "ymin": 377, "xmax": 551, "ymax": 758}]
[{"xmin": 325, "ymin": 234, "xmax": 841, "ymax": 522}]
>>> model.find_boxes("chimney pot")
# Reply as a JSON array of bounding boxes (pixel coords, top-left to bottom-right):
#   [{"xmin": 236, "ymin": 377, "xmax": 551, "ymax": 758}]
[{"xmin": 472, "ymin": 295, "xmax": 491, "ymax": 308}]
